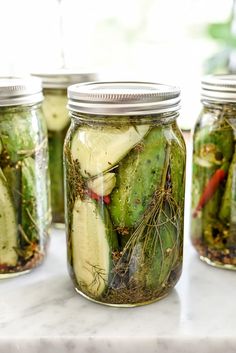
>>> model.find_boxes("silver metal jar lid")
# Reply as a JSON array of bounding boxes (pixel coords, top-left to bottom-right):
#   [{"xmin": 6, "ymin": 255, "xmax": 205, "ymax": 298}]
[
  {"xmin": 68, "ymin": 81, "xmax": 181, "ymax": 116},
  {"xmin": 0, "ymin": 77, "xmax": 43, "ymax": 107},
  {"xmin": 201, "ymin": 74, "xmax": 236, "ymax": 103},
  {"xmin": 31, "ymin": 70, "xmax": 97, "ymax": 89}
]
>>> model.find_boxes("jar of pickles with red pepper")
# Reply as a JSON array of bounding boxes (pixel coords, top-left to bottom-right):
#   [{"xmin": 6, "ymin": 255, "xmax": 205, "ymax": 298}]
[
  {"xmin": 64, "ymin": 81, "xmax": 186, "ymax": 306},
  {"xmin": 191, "ymin": 74, "xmax": 236, "ymax": 269}
]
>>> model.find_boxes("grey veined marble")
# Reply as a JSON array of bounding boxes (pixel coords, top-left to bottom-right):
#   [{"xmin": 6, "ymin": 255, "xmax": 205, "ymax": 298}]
[{"xmin": 0, "ymin": 228, "xmax": 236, "ymax": 353}]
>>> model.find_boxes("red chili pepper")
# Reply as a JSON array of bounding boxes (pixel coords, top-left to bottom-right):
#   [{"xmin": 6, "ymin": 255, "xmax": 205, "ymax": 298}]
[
  {"xmin": 103, "ymin": 195, "xmax": 111, "ymax": 204},
  {"xmin": 87, "ymin": 190, "xmax": 111, "ymax": 205},
  {"xmin": 193, "ymin": 168, "xmax": 226, "ymax": 218},
  {"xmin": 88, "ymin": 190, "xmax": 100, "ymax": 202}
]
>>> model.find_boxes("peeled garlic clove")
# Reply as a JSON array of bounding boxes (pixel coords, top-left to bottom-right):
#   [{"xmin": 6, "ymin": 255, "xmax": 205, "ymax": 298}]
[{"xmin": 88, "ymin": 173, "xmax": 116, "ymax": 196}]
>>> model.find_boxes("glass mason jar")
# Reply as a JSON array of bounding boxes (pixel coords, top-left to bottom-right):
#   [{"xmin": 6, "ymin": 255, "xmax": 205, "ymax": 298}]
[
  {"xmin": 0, "ymin": 78, "xmax": 51, "ymax": 278},
  {"xmin": 31, "ymin": 72, "xmax": 97, "ymax": 226},
  {"xmin": 64, "ymin": 82, "xmax": 186, "ymax": 306},
  {"xmin": 191, "ymin": 75, "xmax": 236, "ymax": 269}
]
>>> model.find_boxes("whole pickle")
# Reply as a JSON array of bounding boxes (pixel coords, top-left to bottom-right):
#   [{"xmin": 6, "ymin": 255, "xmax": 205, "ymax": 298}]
[
  {"xmin": 0, "ymin": 110, "xmax": 38, "ymax": 163},
  {"xmin": 70, "ymin": 197, "xmax": 118, "ymax": 298},
  {"xmin": 129, "ymin": 200, "xmax": 178, "ymax": 291},
  {"xmin": 219, "ymin": 149, "xmax": 236, "ymax": 224},
  {"xmin": 194, "ymin": 122, "xmax": 234, "ymax": 164},
  {"xmin": 0, "ymin": 169, "xmax": 18, "ymax": 267},
  {"xmin": 48, "ymin": 129, "xmax": 65, "ymax": 222},
  {"xmin": 109, "ymin": 126, "xmax": 168, "ymax": 228}
]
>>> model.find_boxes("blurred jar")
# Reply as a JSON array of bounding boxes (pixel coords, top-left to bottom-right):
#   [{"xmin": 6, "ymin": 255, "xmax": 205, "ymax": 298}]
[
  {"xmin": 0, "ymin": 77, "xmax": 51, "ymax": 278},
  {"xmin": 191, "ymin": 74, "xmax": 236, "ymax": 269},
  {"xmin": 31, "ymin": 71, "xmax": 97, "ymax": 226}
]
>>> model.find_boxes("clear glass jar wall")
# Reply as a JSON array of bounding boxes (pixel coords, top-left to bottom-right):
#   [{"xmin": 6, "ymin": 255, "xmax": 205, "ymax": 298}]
[
  {"xmin": 64, "ymin": 82, "xmax": 186, "ymax": 306},
  {"xmin": 191, "ymin": 75, "xmax": 236, "ymax": 269},
  {"xmin": 0, "ymin": 78, "xmax": 51, "ymax": 277}
]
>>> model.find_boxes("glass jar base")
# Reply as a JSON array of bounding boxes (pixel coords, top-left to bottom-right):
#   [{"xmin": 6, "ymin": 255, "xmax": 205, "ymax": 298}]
[
  {"xmin": 192, "ymin": 239, "xmax": 236, "ymax": 270},
  {"xmin": 200, "ymin": 255, "xmax": 236, "ymax": 271},
  {"xmin": 0, "ymin": 253, "xmax": 46, "ymax": 279},
  {"xmin": 0, "ymin": 269, "xmax": 31, "ymax": 279},
  {"xmin": 74, "ymin": 287, "xmax": 170, "ymax": 307}
]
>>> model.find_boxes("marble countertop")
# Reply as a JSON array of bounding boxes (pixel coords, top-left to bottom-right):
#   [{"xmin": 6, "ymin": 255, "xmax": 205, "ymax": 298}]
[
  {"xmin": 1, "ymin": 134, "xmax": 236, "ymax": 353},
  {"xmin": 0, "ymin": 225, "xmax": 236, "ymax": 353}
]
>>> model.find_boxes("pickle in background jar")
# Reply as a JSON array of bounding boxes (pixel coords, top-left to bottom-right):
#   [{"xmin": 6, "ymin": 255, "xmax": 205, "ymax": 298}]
[
  {"xmin": 191, "ymin": 74, "xmax": 236, "ymax": 269},
  {"xmin": 0, "ymin": 77, "xmax": 51, "ymax": 277},
  {"xmin": 31, "ymin": 71, "xmax": 97, "ymax": 226}
]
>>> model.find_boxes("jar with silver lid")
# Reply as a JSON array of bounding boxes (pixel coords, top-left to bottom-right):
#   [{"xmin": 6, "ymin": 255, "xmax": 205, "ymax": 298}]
[
  {"xmin": 64, "ymin": 81, "xmax": 186, "ymax": 306},
  {"xmin": 191, "ymin": 74, "xmax": 236, "ymax": 269},
  {"xmin": 0, "ymin": 77, "xmax": 51, "ymax": 278},
  {"xmin": 31, "ymin": 71, "xmax": 97, "ymax": 226}
]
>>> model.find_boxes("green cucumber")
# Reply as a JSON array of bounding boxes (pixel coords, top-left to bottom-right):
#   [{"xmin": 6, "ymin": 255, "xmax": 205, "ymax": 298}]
[
  {"xmin": 2, "ymin": 165, "xmax": 21, "ymax": 221},
  {"xmin": 168, "ymin": 125, "xmax": 186, "ymax": 257},
  {"xmin": 0, "ymin": 169, "xmax": 18, "ymax": 266},
  {"xmin": 109, "ymin": 126, "xmax": 168, "ymax": 228},
  {"xmin": 71, "ymin": 124, "xmax": 149, "ymax": 178},
  {"xmin": 150, "ymin": 205, "xmax": 178, "ymax": 287},
  {"xmin": 0, "ymin": 111, "xmax": 38, "ymax": 163},
  {"xmin": 194, "ymin": 123, "xmax": 234, "ymax": 163},
  {"xmin": 3, "ymin": 157, "xmax": 41, "ymax": 244},
  {"xmin": 48, "ymin": 130, "xmax": 65, "ymax": 222},
  {"xmin": 169, "ymin": 125, "xmax": 186, "ymax": 205},
  {"xmin": 22, "ymin": 156, "xmax": 50, "ymax": 242},
  {"xmin": 21, "ymin": 157, "xmax": 38, "ymax": 242},
  {"xmin": 129, "ymin": 199, "xmax": 178, "ymax": 290},
  {"xmin": 219, "ymin": 149, "xmax": 236, "ymax": 224},
  {"xmin": 71, "ymin": 197, "xmax": 118, "ymax": 297}
]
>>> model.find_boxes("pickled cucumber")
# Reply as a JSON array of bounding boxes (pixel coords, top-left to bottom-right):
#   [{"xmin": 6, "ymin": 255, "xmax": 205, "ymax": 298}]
[
  {"xmin": 2, "ymin": 165, "xmax": 22, "ymax": 224},
  {"xmin": 71, "ymin": 197, "xmax": 118, "ymax": 297},
  {"xmin": 219, "ymin": 149, "xmax": 236, "ymax": 224},
  {"xmin": 194, "ymin": 123, "xmax": 234, "ymax": 163},
  {"xmin": 0, "ymin": 169, "xmax": 18, "ymax": 266},
  {"xmin": 112, "ymin": 134, "xmax": 180, "ymax": 291},
  {"xmin": 21, "ymin": 157, "xmax": 38, "ymax": 242},
  {"xmin": 48, "ymin": 130, "xmax": 65, "ymax": 222},
  {"xmin": 131, "ymin": 201, "xmax": 178, "ymax": 290},
  {"xmin": 169, "ymin": 125, "xmax": 186, "ymax": 205},
  {"xmin": 0, "ymin": 111, "xmax": 38, "ymax": 162},
  {"xmin": 109, "ymin": 126, "xmax": 168, "ymax": 228},
  {"xmin": 71, "ymin": 125, "xmax": 149, "ymax": 178},
  {"xmin": 152, "ymin": 204, "xmax": 178, "ymax": 286}
]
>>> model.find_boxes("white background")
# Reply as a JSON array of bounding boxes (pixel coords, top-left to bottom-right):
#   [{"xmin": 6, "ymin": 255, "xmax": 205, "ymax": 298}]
[{"xmin": 0, "ymin": 0, "xmax": 233, "ymax": 128}]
